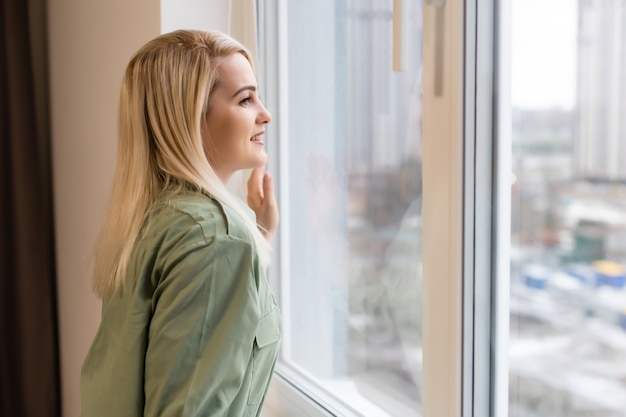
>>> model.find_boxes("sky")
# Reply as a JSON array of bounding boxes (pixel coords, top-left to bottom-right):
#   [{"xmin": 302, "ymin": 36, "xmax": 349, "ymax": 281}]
[{"xmin": 511, "ymin": 0, "xmax": 578, "ymax": 110}]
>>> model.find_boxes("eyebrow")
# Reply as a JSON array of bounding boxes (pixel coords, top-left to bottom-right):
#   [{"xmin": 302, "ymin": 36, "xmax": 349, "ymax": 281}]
[{"xmin": 232, "ymin": 85, "xmax": 257, "ymax": 98}]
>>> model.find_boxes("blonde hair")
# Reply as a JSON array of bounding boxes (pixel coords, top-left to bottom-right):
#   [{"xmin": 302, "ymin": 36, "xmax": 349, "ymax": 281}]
[{"xmin": 94, "ymin": 29, "xmax": 270, "ymax": 298}]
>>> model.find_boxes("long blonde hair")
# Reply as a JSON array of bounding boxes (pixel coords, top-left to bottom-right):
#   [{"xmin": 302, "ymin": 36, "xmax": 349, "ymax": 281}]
[{"xmin": 94, "ymin": 30, "xmax": 270, "ymax": 298}]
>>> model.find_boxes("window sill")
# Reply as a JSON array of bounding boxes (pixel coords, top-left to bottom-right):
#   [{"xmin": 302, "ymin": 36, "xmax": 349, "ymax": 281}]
[{"xmin": 262, "ymin": 364, "xmax": 422, "ymax": 417}]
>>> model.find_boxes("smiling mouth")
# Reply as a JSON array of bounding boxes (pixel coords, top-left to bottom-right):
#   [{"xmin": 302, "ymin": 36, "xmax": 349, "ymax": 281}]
[{"xmin": 250, "ymin": 135, "xmax": 263, "ymax": 142}]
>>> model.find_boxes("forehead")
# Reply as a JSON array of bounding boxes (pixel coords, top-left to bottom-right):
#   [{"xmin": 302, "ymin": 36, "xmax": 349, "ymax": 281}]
[{"xmin": 215, "ymin": 53, "xmax": 256, "ymax": 91}]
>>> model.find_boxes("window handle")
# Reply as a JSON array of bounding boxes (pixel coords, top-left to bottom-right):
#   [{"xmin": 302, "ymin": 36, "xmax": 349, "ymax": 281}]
[
  {"xmin": 392, "ymin": 0, "xmax": 408, "ymax": 72},
  {"xmin": 394, "ymin": 0, "xmax": 446, "ymax": 73},
  {"xmin": 426, "ymin": 0, "xmax": 446, "ymax": 96}
]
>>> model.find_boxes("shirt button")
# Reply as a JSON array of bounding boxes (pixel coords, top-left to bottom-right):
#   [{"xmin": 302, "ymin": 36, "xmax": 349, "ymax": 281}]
[{"xmin": 274, "ymin": 326, "xmax": 280, "ymax": 336}]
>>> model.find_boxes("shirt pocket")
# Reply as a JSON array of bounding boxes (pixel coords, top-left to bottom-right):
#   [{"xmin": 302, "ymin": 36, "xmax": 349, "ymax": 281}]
[{"xmin": 247, "ymin": 305, "xmax": 281, "ymax": 405}]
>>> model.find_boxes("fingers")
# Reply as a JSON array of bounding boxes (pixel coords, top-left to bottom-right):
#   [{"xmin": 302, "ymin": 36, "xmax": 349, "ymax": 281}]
[
  {"xmin": 245, "ymin": 168, "xmax": 279, "ymax": 242},
  {"xmin": 247, "ymin": 167, "xmax": 265, "ymax": 205},
  {"xmin": 262, "ymin": 172, "xmax": 275, "ymax": 205},
  {"xmin": 259, "ymin": 171, "xmax": 279, "ymax": 242}
]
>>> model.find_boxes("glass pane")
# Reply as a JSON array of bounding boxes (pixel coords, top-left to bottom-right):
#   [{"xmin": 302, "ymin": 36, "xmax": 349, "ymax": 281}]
[
  {"xmin": 282, "ymin": 0, "xmax": 423, "ymax": 415},
  {"xmin": 510, "ymin": 1, "xmax": 626, "ymax": 416}
]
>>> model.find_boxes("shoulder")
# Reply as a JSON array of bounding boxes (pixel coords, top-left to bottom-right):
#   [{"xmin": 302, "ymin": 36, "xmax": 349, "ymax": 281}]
[
  {"xmin": 129, "ymin": 189, "xmax": 260, "ymax": 288},
  {"xmin": 139, "ymin": 189, "xmax": 254, "ymax": 249}
]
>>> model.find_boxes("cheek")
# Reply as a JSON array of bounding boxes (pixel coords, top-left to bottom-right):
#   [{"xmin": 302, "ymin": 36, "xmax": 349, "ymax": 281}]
[
  {"xmin": 220, "ymin": 121, "xmax": 250, "ymax": 149},
  {"xmin": 212, "ymin": 110, "xmax": 247, "ymax": 137},
  {"xmin": 206, "ymin": 109, "xmax": 253, "ymax": 155},
  {"xmin": 206, "ymin": 116, "xmax": 234, "ymax": 148}
]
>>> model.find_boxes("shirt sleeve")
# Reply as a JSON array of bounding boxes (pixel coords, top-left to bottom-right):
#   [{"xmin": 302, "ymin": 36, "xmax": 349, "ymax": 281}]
[{"xmin": 143, "ymin": 229, "xmax": 261, "ymax": 417}]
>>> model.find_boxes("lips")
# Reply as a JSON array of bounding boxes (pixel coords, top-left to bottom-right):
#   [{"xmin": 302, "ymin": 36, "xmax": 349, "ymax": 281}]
[{"xmin": 250, "ymin": 130, "xmax": 265, "ymax": 142}]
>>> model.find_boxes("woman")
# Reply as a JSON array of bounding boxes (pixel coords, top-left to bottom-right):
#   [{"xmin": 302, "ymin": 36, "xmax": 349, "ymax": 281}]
[{"xmin": 81, "ymin": 30, "xmax": 281, "ymax": 417}]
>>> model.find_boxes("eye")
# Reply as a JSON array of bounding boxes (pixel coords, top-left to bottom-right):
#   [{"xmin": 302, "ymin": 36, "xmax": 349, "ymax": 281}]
[{"xmin": 239, "ymin": 96, "xmax": 252, "ymax": 106}]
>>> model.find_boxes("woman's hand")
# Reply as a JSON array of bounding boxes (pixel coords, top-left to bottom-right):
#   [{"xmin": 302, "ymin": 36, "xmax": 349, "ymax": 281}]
[{"xmin": 247, "ymin": 167, "xmax": 279, "ymax": 243}]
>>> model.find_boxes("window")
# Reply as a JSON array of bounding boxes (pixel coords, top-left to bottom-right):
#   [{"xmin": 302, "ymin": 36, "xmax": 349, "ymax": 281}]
[
  {"xmin": 258, "ymin": 0, "xmax": 494, "ymax": 416},
  {"xmin": 260, "ymin": 0, "xmax": 626, "ymax": 416},
  {"xmin": 509, "ymin": 1, "xmax": 626, "ymax": 416},
  {"xmin": 263, "ymin": 0, "xmax": 425, "ymax": 415}
]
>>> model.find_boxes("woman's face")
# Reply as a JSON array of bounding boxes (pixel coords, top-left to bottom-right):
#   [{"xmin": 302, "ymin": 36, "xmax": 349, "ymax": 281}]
[{"xmin": 203, "ymin": 53, "xmax": 272, "ymax": 182}]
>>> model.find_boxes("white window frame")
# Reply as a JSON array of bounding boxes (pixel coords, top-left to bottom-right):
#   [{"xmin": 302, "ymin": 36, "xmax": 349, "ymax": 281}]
[{"xmin": 258, "ymin": 1, "xmax": 511, "ymax": 416}]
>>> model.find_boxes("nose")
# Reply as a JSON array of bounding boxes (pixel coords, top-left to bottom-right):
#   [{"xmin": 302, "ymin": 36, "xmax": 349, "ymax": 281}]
[{"xmin": 258, "ymin": 101, "xmax": 272, "ymax": 125}]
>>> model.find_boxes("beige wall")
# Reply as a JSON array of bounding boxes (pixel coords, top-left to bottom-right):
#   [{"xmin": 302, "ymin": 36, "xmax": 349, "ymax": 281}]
[{"xmin": 48, "ymin": 1, "xmax": 228, "ymax": 416}]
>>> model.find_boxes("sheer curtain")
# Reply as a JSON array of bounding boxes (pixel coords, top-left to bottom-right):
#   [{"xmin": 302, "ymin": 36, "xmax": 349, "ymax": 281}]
[
  {"xmin": 229, "ymin": 0, "xmax": 258, "ymax": 59},
  {"xmin": 0, "ymin": 0, "xmax": 60, "ymax": 415}
]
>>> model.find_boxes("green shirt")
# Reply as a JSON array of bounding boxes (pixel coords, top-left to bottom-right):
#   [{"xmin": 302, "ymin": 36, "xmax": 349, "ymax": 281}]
[{"xmin": 81, "ymin": 189, "xmax": 281, "ymax": 417}]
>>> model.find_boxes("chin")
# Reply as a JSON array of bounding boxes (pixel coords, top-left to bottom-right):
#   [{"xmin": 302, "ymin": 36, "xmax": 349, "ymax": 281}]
[{"xmin": 249, "ymin": 153, "xmax": 268, "ymax": 168}]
